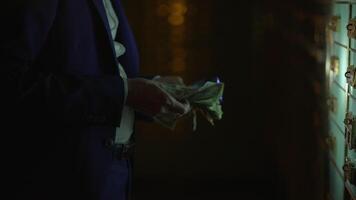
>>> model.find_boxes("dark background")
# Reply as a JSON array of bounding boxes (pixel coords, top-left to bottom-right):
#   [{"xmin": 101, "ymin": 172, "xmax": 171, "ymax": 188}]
[{"xmin": 122, "ymin": 0, "xmax": 329, "ymax": 199}]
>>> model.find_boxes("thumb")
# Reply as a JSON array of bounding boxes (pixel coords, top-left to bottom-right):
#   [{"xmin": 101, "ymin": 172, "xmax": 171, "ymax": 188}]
[{"xmin": 166, "ymin": 97, "xmax": 191, "ymax": 115}]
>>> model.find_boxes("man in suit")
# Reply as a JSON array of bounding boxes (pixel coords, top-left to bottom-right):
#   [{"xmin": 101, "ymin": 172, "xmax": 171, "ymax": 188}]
[{"xmin": 1, "ymin": 0, "xmax": 190, "ymax": 199}]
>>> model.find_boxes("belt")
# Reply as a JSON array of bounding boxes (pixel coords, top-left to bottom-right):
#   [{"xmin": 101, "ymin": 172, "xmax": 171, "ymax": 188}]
[{"xmin": 112, "ymin": 143, "xmax": 135, "ymax": 160}]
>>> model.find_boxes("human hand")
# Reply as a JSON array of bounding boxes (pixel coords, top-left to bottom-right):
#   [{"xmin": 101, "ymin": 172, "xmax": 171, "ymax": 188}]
[{"xmin": 126, "ymin": 78, "xmax": 190, "ymax": 117}]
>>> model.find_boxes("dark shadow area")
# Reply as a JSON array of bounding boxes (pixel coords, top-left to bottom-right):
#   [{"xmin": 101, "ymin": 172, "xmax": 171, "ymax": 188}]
[
  {"xmin": 133, "ymin": 177, "xmax": 286, "ymax": 200},
  {"xmin": 123, "ymin": 0, "xmax": 328, "ymax": 199}
]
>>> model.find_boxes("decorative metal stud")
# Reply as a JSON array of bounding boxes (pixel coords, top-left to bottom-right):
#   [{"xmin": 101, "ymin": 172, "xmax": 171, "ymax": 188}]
[
  {"xmin": 330, "ymin": 56, "xmax": 340, "ymax": 75},
  {"xmin": 347, "ymin": 18, "xmax": 356, "ymax": 39},
  {"xmin": 327, "ymin": 96, "xmax": 338, "ymax": 113},
  {"xmin": 344, "ymin": 112, "xmax": 356, "ymax": 149},
  {"xmin": 329, "ymin": 16, "xmax": 341, "ymax": 32},
  {"xmin": 344, "ymin": 159, "xmax": 356, "ymax": 185},
  {"xmin": 345, "ymin": 66, "xmax": 356, "ymax": 88}
]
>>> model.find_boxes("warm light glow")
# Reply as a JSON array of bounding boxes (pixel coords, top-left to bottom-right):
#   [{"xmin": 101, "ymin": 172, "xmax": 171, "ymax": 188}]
[
  {"xmin": 171, "ymin": 57, "xmax": 186, "ymax": 73},
  {"xmin": 158, "ymin": 0, "xmax": 188, "ymax": 73},
  {"xmin": 170, "ymin": 2, "xmax": 188, "ymax": 16},
  {"xmin": 168, "ymin": 14, "xmax": 185, "ymax": 26},
  {"xmin": 157, "ymin": 2, "xmax": 188, "ymax": 27},
  {"xmin": 168, "ymin": 2, "xmax": 187, "ymax": 26},
  {"xmin": 172, "ymin": 47, "xmax": 187, "ymax": 58}
]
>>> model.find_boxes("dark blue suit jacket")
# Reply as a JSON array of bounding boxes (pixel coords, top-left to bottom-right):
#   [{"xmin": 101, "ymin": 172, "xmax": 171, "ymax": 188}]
[{"xmin": 1, "ymin": 0, "xmax": 139, "ymax": 199}]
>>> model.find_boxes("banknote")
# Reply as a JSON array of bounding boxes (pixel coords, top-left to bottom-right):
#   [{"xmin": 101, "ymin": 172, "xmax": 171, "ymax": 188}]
[{"xmin": 153, "ymin": 80, "xmax": 224, "ymax": 130}]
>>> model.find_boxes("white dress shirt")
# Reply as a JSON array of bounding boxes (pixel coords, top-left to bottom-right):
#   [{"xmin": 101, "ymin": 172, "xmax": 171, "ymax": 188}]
[{"xmin": 103, "ymin": 0, "xmax": 135, "ymax": 144}]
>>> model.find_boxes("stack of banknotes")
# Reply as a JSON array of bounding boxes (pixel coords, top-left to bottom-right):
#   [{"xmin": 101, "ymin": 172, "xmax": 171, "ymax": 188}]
[{"xmin": 153, "ymin": 79, "xmax": 224, "ymax": 130}]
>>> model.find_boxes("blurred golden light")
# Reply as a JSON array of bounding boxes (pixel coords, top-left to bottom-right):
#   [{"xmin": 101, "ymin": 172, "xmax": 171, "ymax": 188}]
[
  {"xmin": 171, "ymin": 26, "xmax": 185, "ymax": 35},
  {"xmin": 171, "ymin": 58, "xmax": 186, "ymax": 73},
  {"xmin": 173, "ymin": 47, "xmax": 187, "ymax": 58},
  {"xmin": 161, "ymin": 0, "xmax": 188, "ymax": 73},
  {"xmin": 170, "ymin": 2, "xmax": 188, "ymax": 15},
  {"xmin": 168, "ymin": 14, "xmax": 185, "ymax": 26}
]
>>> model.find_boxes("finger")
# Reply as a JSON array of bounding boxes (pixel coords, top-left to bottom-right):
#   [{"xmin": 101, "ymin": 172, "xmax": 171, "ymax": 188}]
[
  {"xmin": 166, "ymin": 97, "xmax": 187, "ymax": 115},
  {"xmin": 179, "ymin": 99, "xmax": 191, "ymax": 115}
]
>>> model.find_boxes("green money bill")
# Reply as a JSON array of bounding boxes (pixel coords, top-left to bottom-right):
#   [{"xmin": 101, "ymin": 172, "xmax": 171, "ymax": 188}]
[{"xmin": 153, "ymin": 80, "xmax": 224, "ymax": 130}]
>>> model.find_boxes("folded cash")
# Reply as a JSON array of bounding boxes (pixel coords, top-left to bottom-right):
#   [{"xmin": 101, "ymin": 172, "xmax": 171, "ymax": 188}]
[{"xmin": 153, "ymin": 79, "xmax": 224, "ymax": 130}]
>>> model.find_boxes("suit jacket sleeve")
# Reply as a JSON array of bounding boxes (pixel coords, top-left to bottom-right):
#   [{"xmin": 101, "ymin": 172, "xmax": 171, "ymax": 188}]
[{"xmin": 1, "ymin": 0, "xmax": 125, "ymax": 126}]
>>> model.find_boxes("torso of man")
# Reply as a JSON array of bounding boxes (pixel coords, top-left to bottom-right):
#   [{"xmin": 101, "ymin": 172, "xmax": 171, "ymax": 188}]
[{"xmin": 103, "ymin": 0, "xmax": 134, "ymax": 144}]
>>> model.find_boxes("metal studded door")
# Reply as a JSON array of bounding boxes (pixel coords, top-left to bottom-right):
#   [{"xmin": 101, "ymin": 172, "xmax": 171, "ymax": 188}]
[{"xmin": 326, "ymin": 1, "xmax": 356, "ymax": 199}]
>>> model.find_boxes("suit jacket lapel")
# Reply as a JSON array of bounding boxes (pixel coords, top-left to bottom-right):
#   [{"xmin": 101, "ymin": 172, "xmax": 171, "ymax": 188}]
[
  {"xmin": 89, "ymin": 0, "xmax": 119, "ymax": 72},
  {"xmin": 109, "ymin": 0, "xmax": 120, "ymax": 19},
  {"xmin": 91, "ymin": 0, "xmax": 140, "ymax": 78},
  {"xmin": 109, "ymin": 0, "xmax": 139, "ymax": 77},
  {"xmin": 109, "ymin": 0, "xmax": 125, "ymax": 42},
  {"xmin": 89, "ymin": 0, "xmax": 112, "ymax": 38}
]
